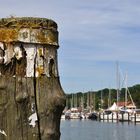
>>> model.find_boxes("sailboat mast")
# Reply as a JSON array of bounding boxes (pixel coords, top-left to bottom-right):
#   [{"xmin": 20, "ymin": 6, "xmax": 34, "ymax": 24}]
[
  {"xmin": 116, "ymin": 62, "xmax": 120, "ymax": 107},
  {"xmin": 81, "ymin": 94, "xmax": 84, "ymax": 111},
  {"xmin": 101, "ymin": 90, "xmax": 103, "ymax": 109},
  {"xmin": 108, "ymin": 88, "xmax": 111, "ymax": 108},
  {"xmin": 87, "ymin": 92, "xmax": 89, "ymax": 108},
  {"xmin": 71, "ymin": 94, "xmax": 73, "ymax": 108},
  {"xmin": 124, "ymin": 73, "xmax": 136, "ymax": 109},
  {"xmin": 125, "ymin": 73, "xmax": 128, "ymax": 107},
  {"xmin": 94, "ymin": 93, "xmax": 96, "ymax": 111}
]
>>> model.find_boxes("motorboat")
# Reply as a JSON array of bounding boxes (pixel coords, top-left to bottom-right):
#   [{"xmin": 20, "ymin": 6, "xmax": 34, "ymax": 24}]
[
  {"xmin": 88, "ymin": 112, "xmax": 98, "ymax": 120},
  {"xmin": 69, "ymin": 108, "xmax": 81, "ymax": 119}
]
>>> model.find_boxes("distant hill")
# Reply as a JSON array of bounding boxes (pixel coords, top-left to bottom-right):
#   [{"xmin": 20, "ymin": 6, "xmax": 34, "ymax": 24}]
[{"xmin": 65, "ymin": 84, "xmax": 140, "ymax": 110}]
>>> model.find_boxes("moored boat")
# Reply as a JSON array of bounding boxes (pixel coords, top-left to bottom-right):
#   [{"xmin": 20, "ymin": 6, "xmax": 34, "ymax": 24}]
[
  {"xmin": 69, "ymin": 108, "xmax": 81, "ymax": 119},
  {"xmin": 131, "ymin": 109, "xmax": 140, "ymax": 122}
]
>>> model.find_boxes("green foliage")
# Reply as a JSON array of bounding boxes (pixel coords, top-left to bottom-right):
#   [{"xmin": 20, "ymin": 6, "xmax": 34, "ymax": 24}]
[{"xmin": 65, "ymin": 84, "xmax": 140, "ymax": 110}]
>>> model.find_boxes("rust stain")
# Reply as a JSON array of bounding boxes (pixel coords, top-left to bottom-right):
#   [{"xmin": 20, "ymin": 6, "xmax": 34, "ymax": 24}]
[
  {"xmin": 0, "ymin": 29, "xmax": 18, "ymax": 42},
  {"xmin": 36, "ymin": 66, "xmax": 44, "ymax": 77}
]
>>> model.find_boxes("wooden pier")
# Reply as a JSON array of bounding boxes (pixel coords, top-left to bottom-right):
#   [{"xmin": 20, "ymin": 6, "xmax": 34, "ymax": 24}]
[{"xmin": 98, "ymin": 112, "xmax": 140, "ymax": 124}]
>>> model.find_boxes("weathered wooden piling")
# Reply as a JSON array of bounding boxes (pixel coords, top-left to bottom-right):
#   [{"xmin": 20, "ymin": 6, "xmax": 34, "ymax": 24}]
[
  {"xmin": 0, "ymin": 17, "xmax": 65, "ymax": 140},
  {"xmin": 128, "ymin": 113, "xmax": 130, "ymax": 124},
  {"xmin": 134, "ymin": 113, "xmax": 136, "ymax": 125}
]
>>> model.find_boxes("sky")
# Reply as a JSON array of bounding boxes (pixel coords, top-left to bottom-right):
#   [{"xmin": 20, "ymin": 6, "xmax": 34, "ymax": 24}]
[{"xmin": 0, "ymin": 0, "xmax": 140, "ymax": 93}]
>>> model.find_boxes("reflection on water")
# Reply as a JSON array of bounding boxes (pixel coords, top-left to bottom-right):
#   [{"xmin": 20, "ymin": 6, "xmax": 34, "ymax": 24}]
[{"xmin": 60, "ymin": 120, "xmax": 140, "ymax": 140}]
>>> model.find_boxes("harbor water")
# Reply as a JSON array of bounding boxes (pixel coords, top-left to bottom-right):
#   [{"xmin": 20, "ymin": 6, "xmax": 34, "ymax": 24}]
[{"xmin": 60, "ymin": 120, "xmax": 140, "ymax": 140}]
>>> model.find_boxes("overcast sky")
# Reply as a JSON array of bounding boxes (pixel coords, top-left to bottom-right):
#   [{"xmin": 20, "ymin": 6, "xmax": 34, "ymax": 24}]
[{"xmin": 1, "ymin": 0, "xmax": 140, "ymax": 93}]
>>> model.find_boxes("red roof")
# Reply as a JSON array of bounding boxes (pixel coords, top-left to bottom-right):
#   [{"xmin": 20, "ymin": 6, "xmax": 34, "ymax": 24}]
[{"xmin": 117, "ymin": 101, "xmax": 133, "ymax": 107}]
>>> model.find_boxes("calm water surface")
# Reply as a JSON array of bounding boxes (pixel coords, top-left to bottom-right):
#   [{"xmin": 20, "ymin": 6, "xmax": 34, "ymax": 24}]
[{"xmin": 60, "ymin": 120, "xmax": 140, "ymax": 140}]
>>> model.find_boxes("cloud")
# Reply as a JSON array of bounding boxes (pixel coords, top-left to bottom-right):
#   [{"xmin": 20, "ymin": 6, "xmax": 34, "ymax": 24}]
[
  {"xmin": 57, "ymin": 0, "xmax": 140, "ymax": 92},
  {"xmin": 0, "ymin": 0, "xmax": 140, "ymax": 92}
]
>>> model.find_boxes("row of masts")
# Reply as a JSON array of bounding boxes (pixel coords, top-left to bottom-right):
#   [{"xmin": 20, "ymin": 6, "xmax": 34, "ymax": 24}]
[
  {"xmin": 66, "ymin": 62, "xmax": 135, "ymax": 111},
  {"xmin": 116, "ymin": 62, "xmax": 135, "ymax": 108},
  {"xmin": 66, "ymin": 92, "xmax": 96, "ymax": 112}
]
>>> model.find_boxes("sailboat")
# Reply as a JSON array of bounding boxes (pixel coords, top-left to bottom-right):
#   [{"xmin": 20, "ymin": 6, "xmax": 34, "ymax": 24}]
[
  {"xmin": 118, "ymin": 73, "xmax": 136, "ymax": 121},
  {"xmin": 99, "ymin": 90, "xmax": 119, "ymax": 121}
]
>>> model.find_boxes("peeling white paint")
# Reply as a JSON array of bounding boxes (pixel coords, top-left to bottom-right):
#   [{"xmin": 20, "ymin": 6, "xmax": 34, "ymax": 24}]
[
  {"xmin": 14, "ymin": 46, "xmax": 23, "ymax": 60},
  {"xmin": 0, "ymin": 129, "xmax": 7, "ymax": 137},
  {"xmin": 4, "ymin": 45, "xmax": 14, "ymax": 64},
  {"xmin": 31, "ymin": 103, "xmax": 35, "ymax": 112},
  {"xmin": 28, "ymin": 112, "xmax": 38, "ymax": 127},
  {"xmin": 0, "ymin": 42, "xmax": 4, "ymax": 50},
  {"xmin": 0, "ymin": 42, "xmax": 4, "ymax": 64},
  {"xmin": 24, "ymin": 46, "xmax": 36, "ymax": 77},
  {"xmin": 0, "ymin": 42, "xmax": 59, "ymax": 77},
  {"xmin": 3, "ymin": 49, "xmax": 9, "ymax": 64}
]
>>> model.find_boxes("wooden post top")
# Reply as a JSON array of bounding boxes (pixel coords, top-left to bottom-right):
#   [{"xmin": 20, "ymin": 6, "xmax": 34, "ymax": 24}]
[{"xmin": 0, "ymin": 17, "xmax": 59, "ymax": 46}]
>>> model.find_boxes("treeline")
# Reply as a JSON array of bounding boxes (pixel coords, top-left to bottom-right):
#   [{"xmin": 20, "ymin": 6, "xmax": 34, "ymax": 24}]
[{"xmin": 65, "ymin": 84, "xmax": 140, "ymax": 110}]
